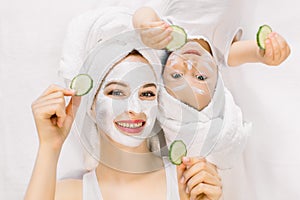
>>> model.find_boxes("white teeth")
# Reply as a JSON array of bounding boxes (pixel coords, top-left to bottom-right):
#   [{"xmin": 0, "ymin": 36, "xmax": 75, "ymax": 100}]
[{"xmin": 117, "ymin": 122, "xmax": 143, "ymax": 128}]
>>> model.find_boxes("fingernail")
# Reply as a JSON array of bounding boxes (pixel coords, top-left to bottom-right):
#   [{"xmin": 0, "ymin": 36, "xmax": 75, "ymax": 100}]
[
  {"xmin": 186, "ymin": 187, "xmax": 189, "ymax": 194},
  {"xmin": 70, "ymin": 89, "xmax": 77, "ymax": 94},
  {"xmin": 180, "ymin": 176, "xmax": 185, "ymax": 184},
  {"xmin": 182, "ymin": 157, "xmax": 190, "ymax": 163}
]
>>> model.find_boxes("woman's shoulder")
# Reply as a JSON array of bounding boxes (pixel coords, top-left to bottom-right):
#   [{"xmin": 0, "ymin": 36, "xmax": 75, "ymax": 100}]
[{"xmin": 55, "ymin": 179, "xmax": 82, "ymax": 200}]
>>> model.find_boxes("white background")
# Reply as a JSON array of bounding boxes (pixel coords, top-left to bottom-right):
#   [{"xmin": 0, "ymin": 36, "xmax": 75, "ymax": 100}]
[{"xmin": 0, "ymin": 0, "xmax": 299, "ymax": 199}]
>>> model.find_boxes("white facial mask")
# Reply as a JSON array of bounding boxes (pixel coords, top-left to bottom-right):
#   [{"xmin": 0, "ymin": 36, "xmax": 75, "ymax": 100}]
[{"xmin": 95, "ymin": 62, "xmax": 158, "ymax": 147}]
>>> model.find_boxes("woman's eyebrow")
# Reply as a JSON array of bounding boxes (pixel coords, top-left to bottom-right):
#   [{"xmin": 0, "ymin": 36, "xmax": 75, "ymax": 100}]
[
  {"xmin": 105, "ymin": 81, "xmax": 127, "ymax": 88},
  {"xmin": 142, "ymin": 83, "xmax": 156, "ymax": 89}
]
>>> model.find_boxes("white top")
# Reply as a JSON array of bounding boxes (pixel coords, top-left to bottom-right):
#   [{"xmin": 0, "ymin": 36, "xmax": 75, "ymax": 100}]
[
  {"xmin": 82, "ymin": 158, "xmax": 180, "ymax": 200},
  {"xmin": 159, "ymin": 0, "xmax": 243, "ymax": 66}
]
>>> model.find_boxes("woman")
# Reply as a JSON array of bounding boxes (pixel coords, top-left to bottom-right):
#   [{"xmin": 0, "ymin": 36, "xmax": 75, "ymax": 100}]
[{"xmin": 25, "ymin": 31, "xmax": 222, "ymax": 200}]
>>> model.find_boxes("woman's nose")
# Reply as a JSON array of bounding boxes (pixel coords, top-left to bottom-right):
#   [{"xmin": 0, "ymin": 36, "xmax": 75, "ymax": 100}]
[{"xmin": 127, "ymin": 96, "xmax": 142, "ymax": 114}]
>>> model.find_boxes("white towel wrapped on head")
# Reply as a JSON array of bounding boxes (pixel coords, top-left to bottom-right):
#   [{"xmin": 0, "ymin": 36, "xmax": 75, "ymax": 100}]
[{"xmin": 58, "ymin": 7, "xmax": 134, "ymax": 82}]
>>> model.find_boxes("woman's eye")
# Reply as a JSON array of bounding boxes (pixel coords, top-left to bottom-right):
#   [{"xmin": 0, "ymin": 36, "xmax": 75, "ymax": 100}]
[
  {"xmin": 141, "ymin": 91, "xmax": 156, "ymax": 98},
  {"xmin": 195, "ymin": 75, "xmax": 207, "ymax": 81},
  {"xmin": 108, "ymin": 90, "xmax": 124, "ymax": 96},
  {"xmin": 171, "ymin": 73, "xmax": 183, "ymax": 79}
]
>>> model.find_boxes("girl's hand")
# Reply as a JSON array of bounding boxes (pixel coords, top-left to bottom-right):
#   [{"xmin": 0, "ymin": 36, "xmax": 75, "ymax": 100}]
[
  {"xmin": 177, "ymin": 157, "xmax": 222, "ymax": 200},
  {"xmin": 258, "ymin": 32, "xmax": 291, "ymax": 66},
  {"xmin": 138, "ymin": 20, "xmax": 173, "ymax": 49},
  {"xmin": 31, "ymin": 84, "xmax": 81, "ymax": 151}
]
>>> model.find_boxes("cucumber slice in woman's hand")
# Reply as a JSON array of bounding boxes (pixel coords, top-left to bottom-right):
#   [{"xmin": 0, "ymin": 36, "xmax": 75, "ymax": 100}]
[
  {"xmin": 70, "ymin": 74, "xmax": 93, "ymax": 96},
  {"xmin": 169, "ymin": 140, "xmax": 187, "ymax": 165},
  {"xmin": 166, "ymin": 25, "xmax": 187, "ymax": 51},
  {"xmin": 256, "ymin": 25, "xmax": 272, "ymax": 50}
]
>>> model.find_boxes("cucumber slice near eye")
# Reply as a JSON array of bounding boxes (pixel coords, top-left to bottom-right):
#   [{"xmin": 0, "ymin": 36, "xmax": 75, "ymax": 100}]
[
  {"xmin": 169, "ymin": 140, "xmax": 187, "ymax": 165},
  {"xmin": 166, "ymin": 25, "xmax": 187, "ymax": 51},
  {"xmin": 70, "ymin": 74, "xmax": 93, "ymax": 96},
  {"xmin": 256, "ymin": 24, "xmax": 272, "ymax": 50}
]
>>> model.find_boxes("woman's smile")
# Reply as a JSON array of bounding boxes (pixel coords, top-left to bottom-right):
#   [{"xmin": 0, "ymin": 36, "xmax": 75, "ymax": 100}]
[{"xmin": 114, "ymin": 119, "xmax": 146, "ymax": 135}]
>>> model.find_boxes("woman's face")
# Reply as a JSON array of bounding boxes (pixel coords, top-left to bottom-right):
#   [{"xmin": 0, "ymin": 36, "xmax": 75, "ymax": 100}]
[
  {"xmin": 163, "ymin": 40, "xmax": 218, "ymax": 111},
  {"xmin": 94, "ymin": 54, "xmax": 158, "ymax": 147}
]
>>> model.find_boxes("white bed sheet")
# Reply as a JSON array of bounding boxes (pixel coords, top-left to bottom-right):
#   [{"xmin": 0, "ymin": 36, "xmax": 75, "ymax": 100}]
[{"xmin": 0, "ymin": 0, "xmax": 299, "ymax": 199}]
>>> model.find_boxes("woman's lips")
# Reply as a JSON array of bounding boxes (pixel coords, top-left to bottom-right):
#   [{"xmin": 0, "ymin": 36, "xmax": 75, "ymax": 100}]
[
  {"xmin": 114, "ymin": 120, "xmax": 146, "ymax": 135},
  {"xmin": 183, "ymin": 50, "xmax": 201, "ymax": 56}
]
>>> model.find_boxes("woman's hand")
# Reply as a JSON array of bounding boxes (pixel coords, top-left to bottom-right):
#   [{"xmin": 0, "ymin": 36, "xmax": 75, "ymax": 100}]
[
  {"xmin": 31, "ymin": 84, "xmax": 81, "ymax": 152},
  {"xmin": 177, "ymin": 157, "xmax": 222, "ymax": 200},
  {"xmin": 258, "ymin": 32, "xmax": 291, "ymax": 66}
]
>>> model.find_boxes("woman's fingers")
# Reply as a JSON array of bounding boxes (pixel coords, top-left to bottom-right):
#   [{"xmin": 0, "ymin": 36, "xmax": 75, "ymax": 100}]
[
  {"xmin": 39, "ymin": 84, "xmax": 75, "ymax": 98},
  {"xmin": 32, "ymin": 85, "xmax": 76, "ymax": 128},
  {"xmin": 190, "ymin": 183, "xmax": 222, "ymax": 200},
  {"xmin": 182, "ymin": 157, "xmax": 219, "ymax": 184},
  {"xmin": 186, "ymin": 170, "xmax": 222, "ymax": 193},
  {"xmin": 63, "ymin": 96, "xmax": 81, "ymax": 130}
]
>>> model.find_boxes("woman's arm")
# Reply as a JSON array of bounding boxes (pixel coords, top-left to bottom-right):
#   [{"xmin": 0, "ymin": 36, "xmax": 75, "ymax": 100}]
[{"xmin": 24, "ymin": 85, "xmax": 80, "ymax": 200}]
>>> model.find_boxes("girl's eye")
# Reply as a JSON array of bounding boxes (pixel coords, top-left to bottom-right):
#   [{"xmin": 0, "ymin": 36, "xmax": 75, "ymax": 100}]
[
  {"xmin": 171, "ymin": 73, "xmax": 183, "ymax": 79},
  {"xmin": 108, "ymin": 90, "xmax": 124, "ymax": 96},
  {"xmin": 196, "ymin": 75, "xmax": 207, "ymax": 81},
  {"xmin": 141, "ymin": 91, "xmax": 156, "ymax": 98}
]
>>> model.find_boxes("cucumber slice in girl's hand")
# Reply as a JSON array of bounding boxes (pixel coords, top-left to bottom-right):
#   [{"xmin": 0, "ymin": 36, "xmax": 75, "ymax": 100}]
[
  {"xmin": 166, "ymin": 25, "xmax": 187, "ymax": 51},
  {"xmin": 169, "ymin": 140, "xmax": 187, "ymax": 165},
  {"xmin": 256, "ymin": 25, "xmax": 272, "ymax": 50},
  {"xmin": 70, "ymin": 74, "xmax": 93, "ymax": 96}
]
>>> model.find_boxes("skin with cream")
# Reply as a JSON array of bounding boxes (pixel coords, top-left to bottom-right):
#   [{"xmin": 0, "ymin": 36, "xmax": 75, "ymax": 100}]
[
  {"xmin": 163, "ymin": 39, "xmax": 218, "ymax": 111},
  {"xmin": 95, "ymin": 56, "xmax": 158, "ymax": 147}
]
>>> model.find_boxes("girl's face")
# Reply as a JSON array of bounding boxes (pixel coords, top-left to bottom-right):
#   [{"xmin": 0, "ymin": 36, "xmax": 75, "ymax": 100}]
[
  {"xmin": 163, "ymin": 40, "xmax": 218, "ymax": 111},
  {"xmin": 94, "ymin": 55, "xmax": 158, "ymax": 147}
]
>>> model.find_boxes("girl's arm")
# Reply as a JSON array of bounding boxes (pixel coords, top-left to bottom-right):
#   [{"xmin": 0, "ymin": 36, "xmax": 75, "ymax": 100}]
[
  {"xmin": 132, "ymin": 7, "xmax": 161, "ymax": 29},
  {"xmin": 132, "ymin": 7, "xmax": 172, "ymax": 49},
  {"xmin": 228, "ymin": 32, "xmax": 290, "ymax": 67}
]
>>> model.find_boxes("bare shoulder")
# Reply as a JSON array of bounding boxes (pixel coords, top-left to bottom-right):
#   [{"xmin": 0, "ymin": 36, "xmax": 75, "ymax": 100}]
[{"xmin": 55, "ymin": 179, "xmax": 82, "ymax": 200}]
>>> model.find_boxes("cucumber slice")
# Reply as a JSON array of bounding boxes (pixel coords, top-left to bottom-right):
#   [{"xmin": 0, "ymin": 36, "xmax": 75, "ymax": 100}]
[
  {"xmin": 256, "ymin": 25, "xmax": 272, "ymax": 50},
  {"xmin": 169, "ymin": 140, "xmax": 187, "ymax": 165},
  {"xmin": 70, "ymin": 74, "xmax": 93, "ymax": 96},
  {"xmin": 166, "ymin": 25, "xmax": 187, "ymax": 51}
]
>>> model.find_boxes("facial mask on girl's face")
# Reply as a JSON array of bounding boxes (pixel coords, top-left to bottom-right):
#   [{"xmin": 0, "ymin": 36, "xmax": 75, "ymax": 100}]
[{"xmin": 95, "ymin": 61, "xmax": 158, "ymax": 147}]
